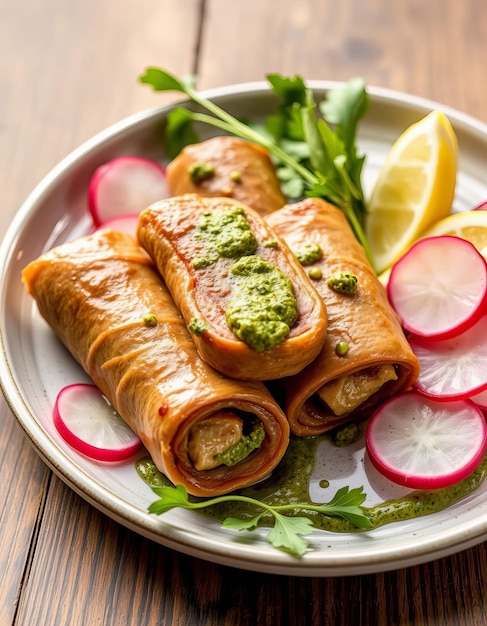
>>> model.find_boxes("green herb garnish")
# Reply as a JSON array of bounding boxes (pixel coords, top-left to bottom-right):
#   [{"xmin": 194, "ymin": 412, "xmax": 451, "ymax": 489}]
[
  {"xmin": 148, "ymin": 484, "xmax": 372, "ymax": 556},
  {"xmin": 138, "ymin": 68, "xmax": 373, "ymax": 268}
]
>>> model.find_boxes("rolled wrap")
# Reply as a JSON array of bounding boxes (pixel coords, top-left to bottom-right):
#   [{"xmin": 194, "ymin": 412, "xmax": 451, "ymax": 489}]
[
  {"xmin": 166, "ymin": 136, "xmax": 287, "ymax": 216},
  {"xmin": 22, "ymin": 229, "xmax": 290, "ymax": 496},
  {"xmin": 137, "ymin": 193, "xmax": 328, "ymax": 381},
  {"xmin": 266, "ymin": 198, "xmax": 420, "ymax": 436}
]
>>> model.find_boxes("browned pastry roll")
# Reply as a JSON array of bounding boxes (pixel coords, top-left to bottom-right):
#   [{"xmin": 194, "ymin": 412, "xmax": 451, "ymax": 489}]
[
  {"xmin": 166, "ymin": 136, "xmax": 286, "ymax": 216},
  {"xmin": 137, "ymin": 193, "xmax": 328, "ymax": 381},
  {"xmin": 266, "ymin": 198, "xmax": 421, "ymax": 436},
  {"xmin": 22, "ymin": 229, "xmax": 290, "ymax": 496}
]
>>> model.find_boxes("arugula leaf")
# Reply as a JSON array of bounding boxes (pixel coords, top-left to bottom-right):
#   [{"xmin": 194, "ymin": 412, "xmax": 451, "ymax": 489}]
[
  {"xmin": 139, "ymin": 67, "xmax": 374, "ymax": 268},
  {"xmin": 266, "ymin": 74, "xmax": 308, "ymax": 108},
  {"xmin": 301, "ymin": 89, "xmax": 330, "ymax": 175},
  {"xmin": 147, "ymin": 483, "xmax": 373, "ymax": 557},
  {"xmin": 320, "ymin": 76, "xmax": 369, "ymax": 156},
  {"xmin": 165, "ymin": 107, "xmax": 200, "ymax": 159},
  {"xmin": 139, "ymin": 67, "xmax": 315, "ymax": 182},
  {"xmin": 318, "ymin": 79, "xmax": 368, "ymax": 220},
  {"xmin": 277, "ymin": 164, "xmax": 307, "ymax": 199},
  {"xmin": 265, "ymin": 74, "xmax": 307, "ymax": 142}
]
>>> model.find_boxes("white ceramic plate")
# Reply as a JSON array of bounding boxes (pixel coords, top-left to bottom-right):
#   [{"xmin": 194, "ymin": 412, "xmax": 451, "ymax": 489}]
[{"xmin": 2, "ymin": 82, "xmax": 487, "ymax": 577}]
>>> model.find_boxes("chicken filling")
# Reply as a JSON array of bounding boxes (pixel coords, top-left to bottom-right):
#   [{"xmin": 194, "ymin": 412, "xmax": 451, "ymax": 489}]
[
  {"xmin": 187, "ymin": 412, "xmax": 265, "ymax": 470},
  {"xmin": 317, "ymin": 364, "xmax": 398, "ymax": 417}
]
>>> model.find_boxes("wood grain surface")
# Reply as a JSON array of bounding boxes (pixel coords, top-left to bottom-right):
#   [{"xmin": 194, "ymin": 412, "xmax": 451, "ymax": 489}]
[{"xmin": 2, "ymin": 1, "xmax": 487, "ymax": 624}]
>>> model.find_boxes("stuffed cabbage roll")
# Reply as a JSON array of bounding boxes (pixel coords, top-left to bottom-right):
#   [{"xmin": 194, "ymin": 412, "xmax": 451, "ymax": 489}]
[
  {"xmin": 166, "ymin": 136, "xmax": 286, "ymax": 216},
  {"xmin": 266, "ymin": 198, "xmax": 420, "ymax": 436},
  {"xmin": 137, "ymin": 194, "xmax": 328, "ymax": 381}
]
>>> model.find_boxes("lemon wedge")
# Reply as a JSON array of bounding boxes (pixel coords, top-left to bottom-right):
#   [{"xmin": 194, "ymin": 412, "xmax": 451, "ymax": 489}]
[
  {"xmin": 366, "ymin": 110, "xmax": 458, "ymax": 274},
  {"xmin": 420, "ymin": 209, "xmax": 487, "ymax": 257},
  {"xmin": 378, "ymin": 208, "xmax": 487, "ymax": 287}
]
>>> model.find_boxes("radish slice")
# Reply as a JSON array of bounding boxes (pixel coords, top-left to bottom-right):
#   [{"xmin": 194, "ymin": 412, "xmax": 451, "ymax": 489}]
[
  {"xmin": 88, "ymin": 156, "xmax": 169, "ymax": 226},
  {"xmin": 473, "ymin": 200, "xmax": 487, "ymax": 210},
  {"xmin": 387, "ymin": 236, "xmax": 487, "ymax": 340},
  {"xmin": 366, "ymin": 391, "xmax": 487, "ymax": 489},
  {"xmin": 409, "ymin": 314, "xmax": 487, "ymax": 400},
  {"xmin": 471, "ymin": 389, "xmax": 487, "ymax": 411},
  {"xmin": 94, "ymin": 213, "xmax": 139, "ymax": 238},
  {"xmin": 53, "ymin": 383, "xmax": 141, "ymax": 461}
]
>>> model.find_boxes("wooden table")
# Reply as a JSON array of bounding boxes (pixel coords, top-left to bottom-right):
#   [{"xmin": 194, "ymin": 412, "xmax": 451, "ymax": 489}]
[{"xmin": 2, "ymin": 1, "xmax": 487, "ymax": 624}]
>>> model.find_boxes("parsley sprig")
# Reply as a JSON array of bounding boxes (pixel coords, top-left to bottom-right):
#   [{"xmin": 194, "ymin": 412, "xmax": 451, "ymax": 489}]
[
  {"xmin": 139, "ymin": 68, "xmax": 374, "ymax": 268},
  {"xmin": 148, "ymin": 484, "xmax": 373, "ymax": 557}
]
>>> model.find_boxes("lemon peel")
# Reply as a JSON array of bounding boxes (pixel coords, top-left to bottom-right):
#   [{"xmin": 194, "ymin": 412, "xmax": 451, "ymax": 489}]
[
  {"xmin": 420, "ymin": 209, "xmax": 487, "ymax": 258},
  {"xmin": 366, "ymin": 110, "xmax": 458, "ymax": 274},
  {"xmin": 378, "ymin": 208, "xmax": 487, "ymax": 287}
]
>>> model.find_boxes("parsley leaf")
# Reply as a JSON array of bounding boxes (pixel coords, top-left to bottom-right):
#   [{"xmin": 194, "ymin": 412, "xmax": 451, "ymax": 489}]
[
  {"xmin": 139, "ymin": 69, "xmax": 196, "ymax": 93},
  {"xmin": 147, "ymin": 483, "xmax": 373, "ymax": 557},
  {"xmin": 147, "ymin": 484, "xmax": 190, "ymax": 514},
  {"xmin": 266, "ymin": 514, "xmax": 314, "ymax": 556}
]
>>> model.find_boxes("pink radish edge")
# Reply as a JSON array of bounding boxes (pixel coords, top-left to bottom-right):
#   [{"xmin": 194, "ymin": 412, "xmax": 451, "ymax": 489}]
[
  {"xmin": 365, "ymin": 391, "xmax": 487, "ymax": 489},
  {"xmin": 88, "ymin": 155, "xmax": 169, "ymax": 226},
  {"xmin": 53, "ymin": 383, "xmax": 141, "ymax": 462},
  {"xmin": 94, "ymin": 214, "xmax": 140, "ymax": 238},
  {"xmin": 387, "ymin": 236, "xmax": 487, "ymax": 340},
  {"xmin": 408, "ymin": 313, "xmax": 487, "ymax": 401},
  {"xmin": 473, "ymin": 200, "xmax": 487, "ymax": 210}
]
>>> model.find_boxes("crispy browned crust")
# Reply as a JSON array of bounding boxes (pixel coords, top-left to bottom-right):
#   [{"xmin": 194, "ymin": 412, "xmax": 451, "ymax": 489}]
[
  {"xmin": 166, "ymin": 136, "xmax": 286, "ymax": 216},
  {"xmin": 136, "ymin": 193, "xmax": 328, "ymax": 381},
  {"xmin": 266, "ymin": 198, "xmax": 421, "ymax": 436},
  {"xmin": 22, "ymin": 229, "xmax": 290, "ymax": 496}
]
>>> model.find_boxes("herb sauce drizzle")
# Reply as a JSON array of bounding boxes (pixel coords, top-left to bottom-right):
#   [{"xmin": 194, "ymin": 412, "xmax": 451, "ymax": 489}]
[{"xmin": 136, "ymin": 436, "xmax": 487, "ymax": 533}]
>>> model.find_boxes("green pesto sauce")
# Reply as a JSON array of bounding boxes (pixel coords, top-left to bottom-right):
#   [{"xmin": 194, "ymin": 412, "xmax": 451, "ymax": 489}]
[
  {"xmin": 226, "ymin": 255, "xmax": 298, "ymax": 352},
  {"xmin": 331, "ymin": 422, "xmax": 359, "ymax": 447},
  {"xmin": 188, "ymin": 317, "xmax": 209, "ymax": 335},
  {"xmin": 327, "ymin": 271, "xmax": 358, "ymax": 295},
  {"xmin": 188, "ymin": 162, "xmax": 215, "ymax": 183},
  {"xmin": 214, "ymin": 421, "xmax": 265, "ymax": 466},
  {"xmin": 194, "ymin": 206, "xmax": 257, "ymax": 264},
  {"xmin": 294, "ymin": 243, "xmax": 323, "ymax": 266},
  {"xmin": 192, "ymin": 256, "xmax": 214, "ymax": 269},
  {"xmin": 136, "ymin": 436, "xmax": 487, "ymax": 533},
  {"xmin": 191, "ymin": 206, "xmax": 298, "ymax": 352}
]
